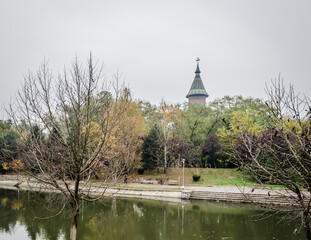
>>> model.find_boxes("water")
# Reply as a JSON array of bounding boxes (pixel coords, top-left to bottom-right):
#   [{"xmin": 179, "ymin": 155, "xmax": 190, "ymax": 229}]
[{"xmin": 0, "ymin": 188, "xmax": 304, "ymax": 240}]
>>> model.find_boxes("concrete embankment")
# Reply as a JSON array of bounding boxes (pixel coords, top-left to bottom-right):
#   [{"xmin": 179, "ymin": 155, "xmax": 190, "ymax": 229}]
[
  {"xmin": 0, "ymin": 179, "xmax": 191, "ymax": 203},
  {"xmin": 0, "ymin": 178, "xmax": 307, "ymax": 206},
  {"xmin": 189, "ymin": 190, "xmax": 300, "ymax": 206}
]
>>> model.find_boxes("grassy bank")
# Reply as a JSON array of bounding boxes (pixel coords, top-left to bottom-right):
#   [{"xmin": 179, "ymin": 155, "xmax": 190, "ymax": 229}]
[
  {"xmin": 1, "ymin": 168, "xmax": 281, "ymax": 188},
  {"xmin": 129, "ymin": 168, "xmax": 256, "ymax": 187}
]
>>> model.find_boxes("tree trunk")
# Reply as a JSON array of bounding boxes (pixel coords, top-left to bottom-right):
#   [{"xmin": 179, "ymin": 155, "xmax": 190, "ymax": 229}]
[
  {"xmin": 164, "ymin": 144, "xmax": 167, "ymax": 174},
  {"xmin": 303, "ymin": 210, "xmax": 311, "ymax": 240},
  {"xmin": 70, "ymin": 173, "xmax": 80, "ymax": 240},
  {"xmin": 70, "ymin": 204, "xmax": 79, "ymax": 240}
]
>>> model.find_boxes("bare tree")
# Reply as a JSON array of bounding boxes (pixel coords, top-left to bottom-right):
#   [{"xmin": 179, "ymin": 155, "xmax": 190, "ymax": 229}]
[
  {"xmin": 7, "ymin": 54, "xmax": 130, "ymax": 240},
  {"xmin": 234, "ymin": 76, "xmax": 311, "ymax": 239}
]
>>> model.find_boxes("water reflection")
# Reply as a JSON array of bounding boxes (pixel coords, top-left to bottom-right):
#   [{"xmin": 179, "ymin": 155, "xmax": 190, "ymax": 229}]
[{"xmin": 0, "ymin": 188, "xmax": 304, "ymax": 240}]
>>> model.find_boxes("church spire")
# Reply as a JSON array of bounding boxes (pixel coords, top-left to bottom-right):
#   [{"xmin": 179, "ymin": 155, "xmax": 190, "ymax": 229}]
[{"xmin": 186, "ymin": 57, "xmax": 208, "ymax": 105}]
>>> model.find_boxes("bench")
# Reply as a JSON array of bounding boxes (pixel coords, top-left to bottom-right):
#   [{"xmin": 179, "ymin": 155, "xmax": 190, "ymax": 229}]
[
  {"xmin": 140, "ymin": 179, "xmax": 158, "ymax": 184},
  {"xmin": 168, "ymin": 180, "xmax": 178, "ymax": 185}
]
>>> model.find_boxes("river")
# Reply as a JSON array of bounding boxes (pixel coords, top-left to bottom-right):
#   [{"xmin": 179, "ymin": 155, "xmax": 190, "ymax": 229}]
[{"xmin": 0, "ymin": 188, "xmax": 304, "ymax": 240}]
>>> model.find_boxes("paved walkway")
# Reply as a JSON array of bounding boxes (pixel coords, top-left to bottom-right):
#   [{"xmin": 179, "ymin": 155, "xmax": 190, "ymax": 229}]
[
  {"xmin": 124, "ymin": 183, "xmax": 296, "ymax": 197},
  {"xmin": 0, "ymin": 174, "xmax": 298, "ymax": 197},
  {"xmin": 2, "ymin": 174, "xmax": 308, "ymax": 206}
]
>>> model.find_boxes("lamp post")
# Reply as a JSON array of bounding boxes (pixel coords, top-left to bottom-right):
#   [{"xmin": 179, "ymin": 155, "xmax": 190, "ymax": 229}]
[{"xmin": 182, "ymin": 159, "xmax": 185, "ymax": 190}]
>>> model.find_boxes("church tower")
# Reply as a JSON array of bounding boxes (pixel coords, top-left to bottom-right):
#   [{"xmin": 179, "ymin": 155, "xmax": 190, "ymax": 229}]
[{"xmin": 186, "ymin": 58, "xmax": 209, "ymax": 105}]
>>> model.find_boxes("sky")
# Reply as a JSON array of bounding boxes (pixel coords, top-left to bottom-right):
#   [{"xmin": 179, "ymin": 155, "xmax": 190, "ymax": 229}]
[{"xmin": 0, "ymin": 0, "xmax": 311, "ymax": 117}]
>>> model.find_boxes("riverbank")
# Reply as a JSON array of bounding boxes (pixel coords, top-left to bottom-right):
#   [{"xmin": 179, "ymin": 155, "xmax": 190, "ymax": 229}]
[{"xmin": 0, "ymin": 176, "xmax": 306, "ymax": 207}]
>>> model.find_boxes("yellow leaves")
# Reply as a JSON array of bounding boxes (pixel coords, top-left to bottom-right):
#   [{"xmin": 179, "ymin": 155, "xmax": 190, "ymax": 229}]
[
  {"xmin": 85, "ymin": 217, "xmax": 98, "ymax": 233},
  {"xmin": 11, "ymin": 200, "xmax": 23, "ymax": 211},
  {"xmin": 83, "ymin": 121, "xmax": 101, "ymax": 149},
  {"xmin": 107, "ymin": 135, "xmax": 117, "ymax": 146},
  {"xmin": 84, "ymin": 216, "xmax": 106, "ymax": 240},
  {"xmin": 1, "ymin": 198, "xmax": 8, "ymax": 207},
  {"xmin": 103, "ymin": 101, "xmax": 146, "ymax": 167},
  {"xmin": 126, "ymin": 102, "xmax": 148, "ymax": 136},
  {"xmin": 159, "ymin": 101, "xmax": 181, "ymax": 141},
  {"xmin": 12, "ymin": 159, "xmax": 23, "ymax": 169},
  {"xmin": 2, "ymin": 160, "xmax": 23, "ymax": 171},
  {"xmin": 2, "ymin": 162, "xmax": 9, "ymax": 170},
  {"xmin": 229, "ymin": 111, "xmax": 265, "ymax": 137},
  {"xmin": 111, "ymin": 101, "xmax": 146, "ymax": 138},
  {"xmin": 279, "ymin": 117, "xmax": 303, "ymax": 134},
  {"xmin": 1, "ymin": 197, "xmax": 23, "ymax": 211},
  {"xmin": 20, "ymin": 131, "xmax": 28, "ymax": 141},
  {"xmin": 159, "ymin": 101, "xmax": 181, "ymax": 125},
  {"xmin": 1, "ymin": 160, "xmax": 23, "ymax": 172},
  {"xmin": 80, "ymin": 100, "xmax": 147, "ymax": 171},
  {"xmin": 218, "ymin": 111, "xmax": 266, "ymax": 149}
]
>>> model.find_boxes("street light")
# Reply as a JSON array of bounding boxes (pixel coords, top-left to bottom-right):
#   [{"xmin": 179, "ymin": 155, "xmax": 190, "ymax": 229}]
[{"xmin": 182, "ymin": 158, "xmax": 185, "ymax": 190}]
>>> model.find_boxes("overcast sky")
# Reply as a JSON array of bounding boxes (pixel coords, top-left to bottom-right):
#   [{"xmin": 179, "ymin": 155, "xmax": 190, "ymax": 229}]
[{"xmin": 0, "ymin": 0, "xmax": 311, "ymax": 117}]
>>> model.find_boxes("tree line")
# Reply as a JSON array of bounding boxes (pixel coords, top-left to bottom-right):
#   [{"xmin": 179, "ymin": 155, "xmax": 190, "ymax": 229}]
[
  {"xmin": 1, "ymin": 94, "xmax": 272, "ymax": 174},
  {"xmin": 138, "ymin": 95, "xmax": 270, "ymax": 172}
]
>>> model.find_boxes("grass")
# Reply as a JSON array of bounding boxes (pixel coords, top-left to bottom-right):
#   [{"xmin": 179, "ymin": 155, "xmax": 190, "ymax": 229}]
[
  {"xmin": 198, "ymin": 169, "xmax": 255, "ymax": 186},
  {"xmin": 131, "ymin": 168, "xmax": 261, "ymax": 187},
  {"xmin": 112, "ymin": 185, "xmax": 182, "ymax": 191},
  {"xmin": 0, "ymin": 168, "xmax": 284, "ymax": 189},
  {"xmin": 265, "ymin": 184, "xmax": 284, "ymax": 188}
]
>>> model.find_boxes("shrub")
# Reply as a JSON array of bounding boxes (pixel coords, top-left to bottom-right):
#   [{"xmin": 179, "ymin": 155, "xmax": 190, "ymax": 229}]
[
  {"xmin": 137, "ymin": 168, "xmax": 144, "ymax": 175},
  {"xmin": 192, "ymin": 174, "xmax": 201, "ymax": 182}
]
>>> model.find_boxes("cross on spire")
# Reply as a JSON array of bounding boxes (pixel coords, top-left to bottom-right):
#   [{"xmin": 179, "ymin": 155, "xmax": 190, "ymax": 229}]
[{"xmin": 195, "ymin": 57, "xmax": 201, "ymax": 74}]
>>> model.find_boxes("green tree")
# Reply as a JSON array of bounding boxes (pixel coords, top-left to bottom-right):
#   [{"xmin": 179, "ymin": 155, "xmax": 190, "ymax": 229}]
[
  {"xmin": 208, "ymin": 95, "xmax": 270, "ymax": 129},
  {"xmin": 141, "ymin": 124, "xmax": 163, "ymax": 171},
  {"xmin": 179, "ymin": 104, "xmax": 221, "ymax": 166},
  {"xmin": 137, "ymin": 100, "xmax": 161, "ymax": 129},
  {"xmin": 218, "ymin": 111, "xmax": 266, "ymax": 162},
  {"xmin": 0, "ymin": 120, "xmax": 21, "ymax": 173}
]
